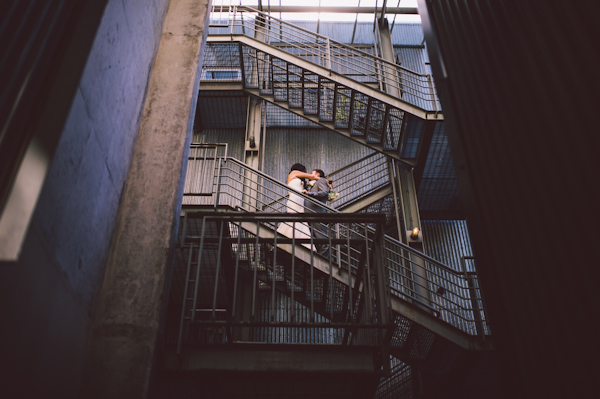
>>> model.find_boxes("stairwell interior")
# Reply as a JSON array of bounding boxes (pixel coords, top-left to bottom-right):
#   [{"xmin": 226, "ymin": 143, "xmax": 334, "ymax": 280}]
[{"xmin": 153, "ymin": 6, "xmax": 497, "ymax": 399}]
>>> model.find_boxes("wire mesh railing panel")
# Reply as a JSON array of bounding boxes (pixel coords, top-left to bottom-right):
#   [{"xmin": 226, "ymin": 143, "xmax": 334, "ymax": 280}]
[
  {"xmin": 302, "ymin": 71, "xmax": 320, "ymax": 115},
  {"xmin": 367, "ymin": 99, "xmax": 386, "ymax": 144},
  {"xmin": 201, "ymin": 42, "xmax": 242, "ymax": 75},
  {"xmin": 334, "ymin": 86, "xmax": 352, "ymax": 129},
  {"xmin": 375, "ymin": 357, "xmax": 414, "ymax": 399},
  {"xmin": 208, "ymin": 5, "xmax": 440, "ymax": 112},
  {"xmin": 351, "ymin": 92, "xmax": 369, "ymax": 136},
  {"xmin": 386, "ymin": 107, "xmax": 404, "ymax": 151},
  {"xmin": 319, "ymin": 79, "xmax": 336, "ymax": 122}
]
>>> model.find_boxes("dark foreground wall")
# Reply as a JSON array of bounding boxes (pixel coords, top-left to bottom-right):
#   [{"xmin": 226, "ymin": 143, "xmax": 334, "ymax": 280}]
[
  {"xmin": 418, "ymin": 1, "xmax": 599, "ymax": 397},
  {"xmin": 0, "ymin": 0, "xmax": 170, "ymax": 397}
]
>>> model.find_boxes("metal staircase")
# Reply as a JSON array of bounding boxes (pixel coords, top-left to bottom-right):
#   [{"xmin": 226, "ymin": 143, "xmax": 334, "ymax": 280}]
[
  {"xmin": 164, "ymin": 144, "xmax": 495, "ymax": 397},
  {"xmin": 203, "ymin": 5, "xmax": 443, "ymax": 163}
]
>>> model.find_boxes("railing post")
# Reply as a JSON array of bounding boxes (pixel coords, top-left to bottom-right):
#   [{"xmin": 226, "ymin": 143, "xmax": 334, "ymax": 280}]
[
  {"xmin": 461, "ymin": 256, "xmax": 485, "ymax": 338},
  {"xmin": 214, "ymin": 156, "xmax": 223, "ymax": 209},
  {"xmin": 427, "ymin": 73, "xmax": 438, "ymax": 113},
  {"xmin": 177, "ymin": 241, "xmax": 195, "ymax": 354},
  {"xmin": 326, "ymin": 38, "xmax": 332, "ymax": 70},
  {"xmin": 372, "ymin": 223, "xmax": 392, "ymax": 375}
]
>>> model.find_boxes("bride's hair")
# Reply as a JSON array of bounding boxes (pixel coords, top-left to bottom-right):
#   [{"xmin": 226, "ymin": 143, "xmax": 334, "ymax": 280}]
[{"xmin": 290, "ymin": 163, "xmax": 307, "ymax": 173}]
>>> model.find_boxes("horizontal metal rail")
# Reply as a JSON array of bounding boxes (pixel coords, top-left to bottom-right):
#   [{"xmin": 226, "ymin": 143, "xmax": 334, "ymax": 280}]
[
  {"xmin": 327, "ymin": 152, "xmax": 390, "ymax": 209},
  {"xmin": 208, "ymin": 5, "xmax": 441, "ymax": 112},
  {"xmin": 182, "ymin": 149, "xmax": 489, "ymax": 337},
  {"xmin": 175, "ymin": 211, "xmax": 390, "ymax": 352}
]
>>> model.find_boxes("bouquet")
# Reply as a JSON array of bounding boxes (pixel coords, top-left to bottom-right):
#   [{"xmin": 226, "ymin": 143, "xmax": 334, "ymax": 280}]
[{"xmin": 328, "ymin": 190, "xmax": 339, "ymax": 202}]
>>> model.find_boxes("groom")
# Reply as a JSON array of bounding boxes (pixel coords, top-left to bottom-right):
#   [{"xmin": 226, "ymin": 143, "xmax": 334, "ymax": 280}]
[{"xmin": 303, "ymin": 169, "xmax": 330, "ymax": 257}]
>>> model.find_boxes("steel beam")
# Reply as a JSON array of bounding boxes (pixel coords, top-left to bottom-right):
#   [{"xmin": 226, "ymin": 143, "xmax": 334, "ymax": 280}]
[{"xmin": 339, "ymin": 184, "xmax": 393, "ymax": 213}]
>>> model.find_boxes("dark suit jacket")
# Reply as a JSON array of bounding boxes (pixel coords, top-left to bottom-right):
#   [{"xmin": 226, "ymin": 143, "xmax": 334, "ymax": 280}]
[{"xmin": 305, "ymin": 178, "xmax": 329, "ymax": 213}]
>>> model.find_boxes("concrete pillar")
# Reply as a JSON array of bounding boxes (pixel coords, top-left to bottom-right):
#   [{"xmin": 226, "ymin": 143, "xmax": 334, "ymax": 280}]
[{"xmin": 79, "ymin": 0, "xmax": 212, "ymax": 397}]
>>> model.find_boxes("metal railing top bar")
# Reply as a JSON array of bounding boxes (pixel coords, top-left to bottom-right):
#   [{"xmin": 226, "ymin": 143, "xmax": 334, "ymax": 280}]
[
  {"xmin": 327, "ymin": 152, "xmax": 385, "ymax": 178},
  {"xmin": 182, "ymin": 211, "xmax": 387, "ymax": 225},
  {"xmin": 209, "ymin": 5, "xmax": 419, "ymax": 15},
  {"xmin": 218, "ymin": 5, "xmax": 420, "ymax": 77}
]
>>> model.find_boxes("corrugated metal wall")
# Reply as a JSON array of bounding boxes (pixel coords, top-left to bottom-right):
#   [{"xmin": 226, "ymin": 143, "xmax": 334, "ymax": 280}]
[
  {"xmin": 417, "ymin": 122, "xmax": 461, "ymax": 212},
  {"xmin": 255, "ymin": 292, "xmax": 343, "ymax": 344},
  {"xmin": 394, "ymin": 47, "xmax": 428, "ymax": 73},
  {"xmin": 192, "ymin": 128, "xmax": 246, "ymax": 160},
  {"xmin": 196, "ymin": 91, "xmax": 248, "ymax": 129},
  {"xmin": 421, "ymin": 220, "xmax": 472, "ymax": 272},
  {"xmin": 263, "ymin": 127, "xmax": 374, "ymax": 184}
]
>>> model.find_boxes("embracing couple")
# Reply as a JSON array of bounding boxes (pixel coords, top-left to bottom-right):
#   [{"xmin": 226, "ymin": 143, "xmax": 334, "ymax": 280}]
[{"xmin": 276, "ymin": 163, "xmax": 331, "ymax": 257}]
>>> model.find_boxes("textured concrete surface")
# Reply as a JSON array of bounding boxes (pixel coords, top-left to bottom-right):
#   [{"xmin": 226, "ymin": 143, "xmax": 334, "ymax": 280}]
[
  {"xmin": 0, "ymin": 0, "xmax": 170, "ymax": 397},
  {"xmin": 79, "ymin": 0, "xmax": 211, "ymax": 397}
]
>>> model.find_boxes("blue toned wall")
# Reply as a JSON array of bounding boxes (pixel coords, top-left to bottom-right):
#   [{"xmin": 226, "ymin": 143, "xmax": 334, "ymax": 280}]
[{"xmin": 0, "ymin": 1, "xmax": 170, "ymax": 397}]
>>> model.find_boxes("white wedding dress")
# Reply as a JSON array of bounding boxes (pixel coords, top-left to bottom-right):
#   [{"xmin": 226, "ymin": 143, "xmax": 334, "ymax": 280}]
[{"xmin": 276, "ymin": 177, "xmax": 314, "ymax": 250}]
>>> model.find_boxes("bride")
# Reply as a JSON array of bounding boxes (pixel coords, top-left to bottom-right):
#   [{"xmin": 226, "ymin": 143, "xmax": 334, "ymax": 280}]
[{"xmin": 277, "ymin": 163, "xmax": 320, "ymax": 250}]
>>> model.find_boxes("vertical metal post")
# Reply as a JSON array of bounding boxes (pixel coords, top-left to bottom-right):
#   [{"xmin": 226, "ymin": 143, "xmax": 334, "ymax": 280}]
[
  {"xmin": 179, "ymin": 211, "xmax": 188, "ymax": 247},
  {"xmin": 291, "ymin": 220, "xmax": 296, "ymax": 322},
  {"xmin": 328, "ymin": 223, "xmax": 334, "ymax": 320},
  {"xmin": 317, "ymin": 76, "xmax": 322, "ymax": 118},
  {"xmin": 231, "ymin": 223, "xmax": 242, "ymax": 319},
  {"xmin": 191, "ymin": 217, "xmax": 208, "ymax": 323},
  {"xmin": 286, "ymin": 62, "xmax": 290, "ymax": 102},
  {"xmin": 310, "ymin": 221, "xmax": 315, "ymax": 323},
  {"xmin": 331, "ymin": 83, "xmax": 339, "ymax": 125},
  {"xmin": 373, "ymin": 224, "xmax": 392, "ymax": 375},
  {"xmin": 251, "ymin": 221, "xmax": 259, "ymax": 320},
  {"xmin": 271, "ymin": 221, "xmax": 278, "ymax": 322},
  {"xmin": 427, "ymin": 73, "xmax": 438, "ymax": 113},
  {"xmin": 301, "ymin": 69, "xmax": 305, "ymax": 110},
  {"xmin": 177, "ymin": 241, "xmax": 195, "ymax": 354},
  {"xmin": 346, "ymin": 223, "xmax": 353, "ymax": 321},
  {"xmin": 326, "ymin": 38, "xmax": 332, "ymax": 70},
  {"xmin": 211, "ymin": 220, "xmax": 225, "ymax": 320},
  {"xmin": 462, "ymin": 256, "xmax": 485, "ymax": 338},
  {"xmin": 214, "ymin": 156, "xmax": 223, "ymax": 209},
  {"xmin": 230, "ymin": 6, "xmax": 236, "ymax": 36},
  {"xmin": 362, "ymin": 224, "xmax": 373, "ymax": 322}
]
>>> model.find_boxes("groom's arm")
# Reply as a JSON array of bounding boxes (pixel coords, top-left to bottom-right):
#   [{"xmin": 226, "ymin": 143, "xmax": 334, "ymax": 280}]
[{"xmin": 307, "ymin": 179, "xmax": 329, "ymax": 201}]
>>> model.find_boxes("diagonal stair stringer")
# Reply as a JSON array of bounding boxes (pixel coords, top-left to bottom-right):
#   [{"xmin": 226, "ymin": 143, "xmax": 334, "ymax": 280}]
[{"xmin": 208, "ymin": 35, "xmax": 443, "ymax": 121}]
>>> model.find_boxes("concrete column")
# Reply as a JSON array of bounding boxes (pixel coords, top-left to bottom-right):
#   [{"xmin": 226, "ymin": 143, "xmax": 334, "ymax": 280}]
[{"xmin": 79, "ymin": 0, "xmax": 211, "ymax": 397}]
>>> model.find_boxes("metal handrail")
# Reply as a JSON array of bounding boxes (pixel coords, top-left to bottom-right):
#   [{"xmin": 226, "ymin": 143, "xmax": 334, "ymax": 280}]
[
  {"xmin": 183, "ymin": 150, "xmax": 489, "ymax": 336},
  {"xmin": 326, "ymin": 152, "xmax": 389, "ymax": 208},
  {"xmin": 208, "ymin": 5, "xmax": 441, "ymax": 111},
  {"xmin": 176, "ymin": 211, "xmax": 390, "ymax": 350}
]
